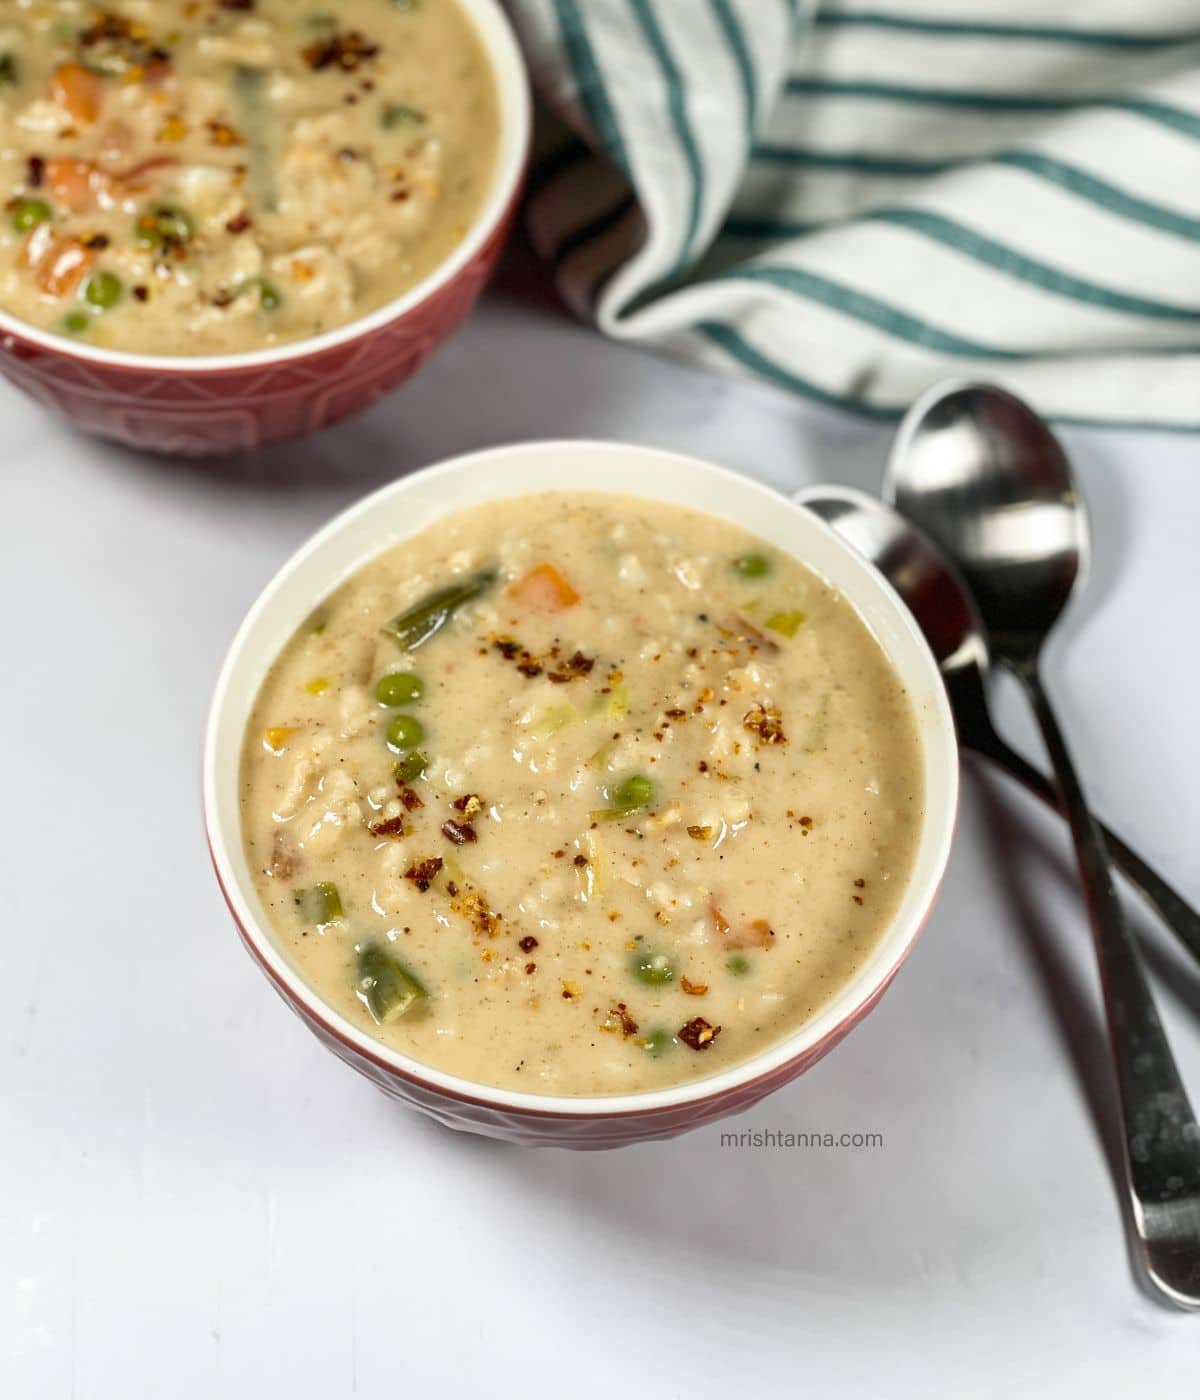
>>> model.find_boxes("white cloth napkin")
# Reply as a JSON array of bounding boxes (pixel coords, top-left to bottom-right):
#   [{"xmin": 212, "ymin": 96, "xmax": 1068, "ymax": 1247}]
[{"xmin": 510, "ymin": 0, "xmax": 1200, "ymax": 431}]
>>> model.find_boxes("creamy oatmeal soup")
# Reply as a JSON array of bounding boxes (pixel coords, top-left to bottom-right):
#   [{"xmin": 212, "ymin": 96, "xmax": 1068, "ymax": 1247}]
[
  {"xmin": 0, "ymin": 1, "xmax": 498, "ymax": 353},
  {"xmin": 240, "ymin": 494, "xmax": 925, "ymax": 1096}
]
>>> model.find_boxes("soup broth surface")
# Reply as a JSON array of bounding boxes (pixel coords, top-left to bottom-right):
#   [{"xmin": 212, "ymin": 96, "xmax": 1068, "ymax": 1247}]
[
  {"xmin": 0, "ymin": 0, "xmax": 498, "ymax": 353},
  {"xmin": 240, "ymin": 492, "xmax": 925, "ymax": 1096}
]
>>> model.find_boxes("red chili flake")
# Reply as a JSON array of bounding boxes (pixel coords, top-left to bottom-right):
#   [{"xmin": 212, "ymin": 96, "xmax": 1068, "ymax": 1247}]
[
  {"xmin": 573, "ymin": 854, "xmax": 588, "ymax": 868},
  {"xmin": 441, "ymin": 819, "xmax": 477, "ymax": 846},
  {"xmin": 606, "ymin": 1003, "xmax": 639, "ymax": 1037},
  {"xmin": 680, "ymin": 977, "xmax": 708, "ymax": 997},
  {"xmin": 743, "ymin": 701, "xmax": 787, "ymax": 746},
  {"xmin": 396, "ymin": 783, "xmax": 424, "ymax": 811},
  {"xmin": 854, "ymin": 878, "xmax": 866, "ymax": 888},
  {"xmin": 219, "ymin": 0, "xmax": 255, "ymax": 9},
  {"xmin": 26, "ymin": 155, "xmax": 45, "ymax": 189},
  {"xmin": 524, "ymin": 962, "xmax": 537, "ymax": 974},
  {"xmin": 517, "ymin": 662, "xmax": 543, "ymax": 678},
  {"xmin": 799, "ymin": 815, "xmax": 813, "ymax": 829},
  {"xmin": 225, "ymin": 210, "xmax": 253, "ymax": 234},
  {"xmin": 132, "ymin": 285, "xmax": 149, "ymax": 302},
  {"xmin": 852, "ymin": 895, "xmax": 864, "ymax": 906},
  {"xmin": 81, "ymin": 233, "xmax": 110, "ymax": 249},
  {"xmin": 665, "ymin": 707, "xmax": 686, "ymax": 718},
  {"xmin": 518, "ymin": 935, "xmax": 538, "ymax": 952},
  {"xmin": 302, "ymin": 31, "xmax": 380, "ymax": 72},
  {"xmin": 452, "ymin": 793, "xmax": 483, "ymax": 817},
  {"xmin": 367, "ymin": 816, "xmax": 405, "ymax": 839},
  {"xmin": 404, "ymin": 857, "xmax": 443, "ymax": 892},
  {"xmin": 678, "ymin": 1017, "xmax": 721, "ymax": 1051}
]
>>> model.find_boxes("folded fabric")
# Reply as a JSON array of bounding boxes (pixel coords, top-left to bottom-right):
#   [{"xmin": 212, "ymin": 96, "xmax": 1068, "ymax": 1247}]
[{"xmin": 512, "ymin": 0, "xmax": 1200, "ymax": 431}]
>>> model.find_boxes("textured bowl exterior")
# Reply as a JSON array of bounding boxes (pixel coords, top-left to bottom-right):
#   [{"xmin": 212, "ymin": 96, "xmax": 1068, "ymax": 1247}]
[
  {"xmin": 0, "ymin": 203, "xmax": 515, "ymax": 457},
  {"xmin": 214, "ymin": 845, "xmax": 910, "ymax": 1148}
]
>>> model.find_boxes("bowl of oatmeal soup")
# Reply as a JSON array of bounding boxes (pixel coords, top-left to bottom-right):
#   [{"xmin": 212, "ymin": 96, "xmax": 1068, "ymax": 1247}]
[
  {"xmin": 0, "ymin": 0, "xmax": 528, "ymax": 454},
  {"xmin": 204, "ymin": 441, "xmax": 959, "ymax": 1147}
]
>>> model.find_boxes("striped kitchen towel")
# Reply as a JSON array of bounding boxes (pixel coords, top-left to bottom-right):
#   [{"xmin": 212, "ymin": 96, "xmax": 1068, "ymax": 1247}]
[{"xmin": 511, "ymin": 0, "xmax": 1200, "ymax": 431}]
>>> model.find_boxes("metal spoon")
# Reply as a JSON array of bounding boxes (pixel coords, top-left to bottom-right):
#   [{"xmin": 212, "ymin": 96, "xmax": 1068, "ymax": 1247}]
[
  {"xmin": 793, "ymin": 483, "xmax": 1200, "ymax": 969},
  {"xmin": 883, "ymin": 379, "xmax": 1200, "ymax": 1308}
]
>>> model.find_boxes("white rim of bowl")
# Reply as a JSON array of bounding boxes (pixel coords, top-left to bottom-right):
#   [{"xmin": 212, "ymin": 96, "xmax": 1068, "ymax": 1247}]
[
  {"xmin": 0, "ymin": 0, "xmax": 531, "ymax": 373},
  {"xmin": 203, "ymin": 441, "xmax": 959, "ymax": 1119}
]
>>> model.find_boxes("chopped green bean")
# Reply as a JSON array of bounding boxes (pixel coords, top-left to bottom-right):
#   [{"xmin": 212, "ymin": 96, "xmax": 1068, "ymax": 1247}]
[
  {"xmin": 135, "ymin": 204, "xmax": 194, "ymax": 250},
  {"xmin": 631, "ymin": 950, "xmax": 675, "ymax": 986},
  {"xmin": 641, "ymin": 1028, "xmax": 676, "ymax": 1057},
  {"xmin": 765, "ymin": 609, "xmax": 806, "ymax": 637},
  {"xmin": 383, "ymin": 568, "xmax": 497, "ymax": 651},
  {"xmin": 386, "ymin": 712, "xmax": 425, "ymax": 752},
  {"xmin": 11, "ymin": 199, "xmax": 51, "ymax": 232},
  {"xmin": 393, "ymin": 751, "xmax": 428, "ymax": 783},
  {"xmin": 233, "ymin": 66, "xmax": 278, "ymax": 213},
  {"xmin": 357, "ymin": 943, "xmax": 426, "ymax": 1024},
  {"xmin": 375, "ymin": 671, "xmax": 424, "ymax": 707},
  {"xmin": 725, "ymin": 954, "xmax": 751, "ymax": 976},
  {"xmin": 229, "ymin": 275, "xmax": 282, "ymax": 311},
  {"xmin": 733, "ymin": 552, "xmax": 771, "ymax": 579},
  {"xmin": 382, "ymin": 103, "xmax": 425, "ymax": 129},
  {"xmin": 84, "ymin": 271, "xmax": 123, "ymax": 309},
  {"xmin": 62, "ymin": 311, "xmax": 90, "ymax": 334},
  {"xmin": 593, "ymin": 773, "xmax": 656, "ymax": 821},
  {"xmin": 294, "ymin": 881, "xmax": 344, "ymax": 925}
]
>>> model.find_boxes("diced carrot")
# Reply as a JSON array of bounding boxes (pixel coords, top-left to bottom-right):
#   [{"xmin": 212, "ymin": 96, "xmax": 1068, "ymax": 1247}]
[
  {"xmin": 509, "ymin": 563, "xmax": 580, "ymax": 613},
  {"xmin": 45, "ymin": 158, "xmax": 112, "ymax": 213},
  {"xmin": 264, "ymin": 726, "xmax": 298, "ymax": 752},
  {"xmin": 709, "ymin": 899, "xmax": 775, "ymax": 949},
  {"xmin": 22, "ymin": 226, "xmax": 95, "ymax": 297},
  {"xmin": 50, "ymin": 63, "xmax": 105, "ymax": 127}
]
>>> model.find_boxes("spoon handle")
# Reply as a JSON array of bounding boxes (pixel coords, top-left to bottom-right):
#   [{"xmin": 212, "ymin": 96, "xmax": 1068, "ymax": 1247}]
[
  {"xmin": 963, "ymin": 719, "xmax": 1200, "ymax": 968},
  {"xmin": 1018, "ymin": 666, "xmax": 1200, "ymax": 1307}
]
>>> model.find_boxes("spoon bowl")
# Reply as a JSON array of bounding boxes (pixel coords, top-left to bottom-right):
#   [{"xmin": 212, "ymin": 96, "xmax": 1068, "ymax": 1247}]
[{"xmin": 885, "ymin": 381, "xmax": 1088, "ymax": 659}]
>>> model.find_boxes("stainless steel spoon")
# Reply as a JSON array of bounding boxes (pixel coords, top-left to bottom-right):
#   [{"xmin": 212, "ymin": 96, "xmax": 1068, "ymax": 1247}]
[
  {"xmin": 883, "ymin": 379, "xmax": 1200, "ymax": 1309},
  {"xmin": 793, "ymin": 483, "xmax": 1200, "ymax": 969}
]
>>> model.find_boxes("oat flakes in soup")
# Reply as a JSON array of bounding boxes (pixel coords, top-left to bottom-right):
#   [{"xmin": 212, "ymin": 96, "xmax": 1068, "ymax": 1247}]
[
  {"xmin": 0, "ymin": 0, "xmax": 498, "ymax": 353},
  {"xmin": 240, "ymin": 494, "xmax": 926, "ymax": 1096}
]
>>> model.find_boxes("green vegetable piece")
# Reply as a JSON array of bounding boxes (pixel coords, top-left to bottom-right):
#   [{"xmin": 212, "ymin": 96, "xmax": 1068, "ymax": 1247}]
[
  {"xmin": 642, "ymin": 1028, "xmax": 676, "ymax": 1057},
  {"xmin": 0, "ymin": 54, "xmax": 17, "ymax": 84},
  {"xmin": 306, "ymin": 11, "xmax": 337, "ymax": 27},
  {"xmin": 135, "ymin": 203, "xmax": 194, "ymax": 249},
  {"xmin": 631, "ymin": 950, "xmax": 676, "ymax": 986},
  {"xmin": 11, "ymin": 198, "xmax": 51, "ymax": 232},
  {"xmin": 610, "ymin": 773, "xmax": 655, "ymax": 811},
  {"xmin": 357, "ymin": 943, "xmax": 426, "ymax": 1024},
  {"xmin": 393, "ymin": 751, "xmax": 428, "ymax": 783},
  {"xmin": 726, "ymin": 954, "xmax": 752, "ymax": 976},
  {"xmin": 733, "ymin": 552, "xmax": 771, "ymax": 579},
  {"xmin": 62, "ymin": 311, "xmax": 90, "ymax": 334},
  {"xmin": 386, "ymin": 712, "xmax": 425, "ymax": 752},
  {"xmin": 765, "ymin": 609, "xmax": 806, "ymax": 638},
  {"xmin": 231, "ymin": 275, "xmax": 282, "ymax": 311},
  {"xmin": 382, "ymin": 568, "xmax": 498, "ymax": 651},
  {"xmin": 382, "ymin": 103, "xmax": 425, "ymax": 129},
  {"xmin": 84, "ymin": 271, "xmax": 123, "ymax": 309},
  {"xmin": 375, "ymin": 671, "xmax": 424, "ymax": 707},
  {"xmin": 294, "ymin": 881, "xmax": 344, "ymax": 925}
]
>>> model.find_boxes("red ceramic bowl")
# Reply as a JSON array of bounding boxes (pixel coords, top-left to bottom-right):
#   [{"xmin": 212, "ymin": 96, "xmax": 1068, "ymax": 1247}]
[
  {"xmin": 203, "ymin": 442, "xmax": 960, "ymax": 1148},
  {"xmin": 0, "ymin": 0, "xmax": 530, "ymax": 457}
]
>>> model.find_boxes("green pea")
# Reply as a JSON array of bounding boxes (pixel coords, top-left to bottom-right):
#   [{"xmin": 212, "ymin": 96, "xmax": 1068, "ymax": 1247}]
[
  {"xmin": 726, "ymin": 954, "xmax": 751, "ymax": 976},
  {"xmin": 733, "ymin": 552, "xmax": 771, "ymax": 579},
  {"xmin": 393, "ymin": 751, "xmax": 428, "ymax": 783},
  {"xmin": 242, "ymin": 276, "xmax": 282, "ymax": 310},
  {"xmin": 642, "ymin": 1028, "xmax": 676, "ymax": 1057},
  {"xmin": 375, "ymin": 671, "xmax": 424, "ymax": 707},
  {"xmin": 135, "ymin": 203, "xmax": 194, "ymax": 249},
  {"xmin": 610, "ymin": 773, "xmax": 656, "ymax": 812},
  {"xmin": 631, "ymin": 950, "xmax": 675, "ymax": 986},
  {"xmin": 11, "ymin": 198, "xmax": 51, "ymax": 232},
  {"xmin": 386, "ymin": 712, "xmax": 425, "ymax": 752},
  {"xmin": 84, "ymin": 271, "xmax": 123, "ymax": 310},
  {"xmin": 62, "ymin": 311, "xmax": 90, "ymax": 334}
]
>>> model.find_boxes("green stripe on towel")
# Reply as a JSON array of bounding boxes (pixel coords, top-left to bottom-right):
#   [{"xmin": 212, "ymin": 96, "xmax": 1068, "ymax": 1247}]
[
  {"xmin": 551, "ymin": 0, "xmax": 632, "ymax": 175},
  {"xmin": 812, "ymin": 9, "xmax": 1200, "ymax": 49},
  {"xmin": 708, "ymin": 0, "xmax": 759, "ymax": 136},
  {"xmin": 626, "ymin": 0, "xmax": 705, "ymax": 270}
]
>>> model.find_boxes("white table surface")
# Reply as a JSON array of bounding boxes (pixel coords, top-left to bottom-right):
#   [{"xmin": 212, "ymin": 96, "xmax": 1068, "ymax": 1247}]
[{"xmin": 4, "ymin": 241, "xmax": 1199, "ymax": 1398}]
